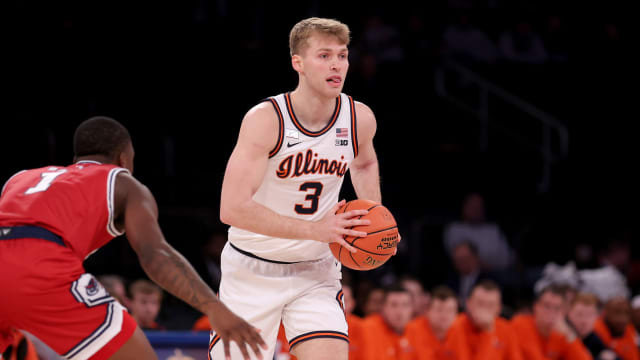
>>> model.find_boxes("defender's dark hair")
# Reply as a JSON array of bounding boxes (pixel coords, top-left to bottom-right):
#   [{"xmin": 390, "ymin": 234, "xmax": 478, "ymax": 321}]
[{"xmin": 73, "ymin": 116, "xmax": 131, "ymax": 159}]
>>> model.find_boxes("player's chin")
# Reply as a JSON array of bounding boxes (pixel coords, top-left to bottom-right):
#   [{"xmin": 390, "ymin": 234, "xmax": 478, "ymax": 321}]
[{"xmin": 322, "ymin": 83, "xmax": 343, "ymax": 96}]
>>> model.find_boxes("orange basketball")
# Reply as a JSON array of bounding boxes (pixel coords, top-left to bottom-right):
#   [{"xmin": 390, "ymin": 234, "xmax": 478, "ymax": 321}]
[{"xmin": 329, "ymin": 199, "xmax": 399, "ymax": 270}]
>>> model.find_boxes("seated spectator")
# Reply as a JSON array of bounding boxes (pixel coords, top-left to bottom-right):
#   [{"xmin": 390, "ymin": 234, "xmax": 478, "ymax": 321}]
[
  {"xmin": 446, "ymin": 241, "xmax": 493, "ymax": 306},
  {"xmin": 400, "ymin": 275, "xmax": 431, "ymax": 319},
  {"xmin": 498, "ymin": 19, "xmax": 548, "ymax": 64},
  {"xmin": 442, "ymin": 12, "xmax": 499, "ymax": 64},
  {"xmin": 129, "ymin": 279, "xmax": 164, "ymax": 330},
  {"xmin": 568, "ymin": 292, "xmax": 620, "ymax": 360},
  {"xmin": 97, "ymin": 274, "xmax": 130, "ymax": 309},
  {"xmin": 359, "ymin": 284, "xmax": 421, "ymax": 360},
  {"xmin": 443, "ymin": 193, "xmax": 515, "ymax": 271},
  {"xmin": 593, "ymin": 296, "xmax": 639, "ymax": 360},
  {"xmin": 1, "ymin": 329, "xmax": 38, "ymax": 360},
  {"xmin": 511, "ymin": 285, "xmax": 591, "ymax": 360},
  {"xmin": 447, "ymin": 280, "xmax": 522, "ymax": 360},
  {"xmin": 342, "ymin": 283, "xmax": 365, "ymax": 360},
  {"xmin": 631, "ymin": 295, "xmax": 640, "ymax": 335},
  {"xmin": 406, "ymin": 285, "xmax": 462, "ymax": 360},
  {"xmin": 362, "ymin": 286, "xmax": 385, "ymax": 317}
]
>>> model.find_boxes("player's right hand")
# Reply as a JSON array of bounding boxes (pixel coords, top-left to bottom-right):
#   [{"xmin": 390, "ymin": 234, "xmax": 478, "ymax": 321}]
[
  {"xmin": 312, "ymin": 200, "xmax": 371, "ymax": 253},
  {"xmin": 208, "ymin": 304, "xmax": 267, "ymax": 360}
]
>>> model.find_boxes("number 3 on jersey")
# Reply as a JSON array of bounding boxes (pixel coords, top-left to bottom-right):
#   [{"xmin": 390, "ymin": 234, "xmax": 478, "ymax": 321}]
[{"xmin": 295, "ymin": 181, "xmax": 323, "ymax": 215}]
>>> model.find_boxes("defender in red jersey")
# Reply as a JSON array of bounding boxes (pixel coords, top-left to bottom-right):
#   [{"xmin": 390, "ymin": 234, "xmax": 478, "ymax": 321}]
[{"xmin": 0, "ymin": 117, "xmax": 266, "ymax": 360}]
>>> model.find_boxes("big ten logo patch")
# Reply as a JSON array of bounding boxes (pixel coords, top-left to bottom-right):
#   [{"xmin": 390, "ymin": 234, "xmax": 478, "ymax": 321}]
[{"xmin": 335, "ymin": 139, "xmax": 349, "ymax": 146}]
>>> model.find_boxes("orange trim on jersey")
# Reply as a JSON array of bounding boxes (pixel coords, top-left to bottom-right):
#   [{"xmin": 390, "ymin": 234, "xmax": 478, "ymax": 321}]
[
  {"xmin": 208, "ymin": 333, "xmax": 220, "ymax": 360},
  {"xmin": 289, "ymin": 331, "xmax": 349, "ymax": 349},
  {"xmin": 268, "ymin": 98, "xmax": 285, "ymax": 158},
  {"xmin": 348, "ymin": 96, "xmax": 359, "ymax": 157},
  {"xmin": 285, "ymin": 92, "xmax": 341, "ymax": 137}
]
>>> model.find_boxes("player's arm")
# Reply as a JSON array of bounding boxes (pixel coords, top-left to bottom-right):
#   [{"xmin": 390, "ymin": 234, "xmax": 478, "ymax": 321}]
[
  {"xmin": 349, "ymin": 102, "xmax": 381, "ymax": 203},
  {"xmin": 114, "ymin": 173, "xmax": 266, "ymax": 360},
  {"xmin": 220, "ymin": 103, "xmax": 367, "ymax": 249}
]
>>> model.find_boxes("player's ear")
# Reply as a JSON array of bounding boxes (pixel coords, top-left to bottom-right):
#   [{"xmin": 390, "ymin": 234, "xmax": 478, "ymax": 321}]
[{"xmin": 291, "ymin": 54, "xmax": 303, "ymax": 73}]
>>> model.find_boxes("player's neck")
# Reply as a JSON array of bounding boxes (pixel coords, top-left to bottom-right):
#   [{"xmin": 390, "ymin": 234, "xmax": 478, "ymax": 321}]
[
  {"xmin": 74, "ymin": 155, "xmax": 114, "ymax": 165},
  {"xmin": 290, "ymin": 86, "xmax": 337, "ymax": 131}
]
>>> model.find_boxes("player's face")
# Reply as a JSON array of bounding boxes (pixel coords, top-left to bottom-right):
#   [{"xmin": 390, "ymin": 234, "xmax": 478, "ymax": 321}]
[
  {"xmin": 131, "ymin": 293, "xmax": 161, "ymax": 327},
  {"xmin": 533, "ymin": 292, "xmax": 565, "ymax": 333},
  {"xmin": 568, "ymin": 302, "xmax": 598, "ymax": 337},
  {"xmin": 466, "ymin": 288, "xmax": 501, "ymax": 329},
  {"xmin": 381, "ymin": 292, "xmax": 413, "ymax": 334},
  {"xmin": 427, "ymin": 298, "xmax": 458, "ymax": 333},
  {"xmin": 296, "ymin": 33, "xmax": 349, "ymax": 98}
]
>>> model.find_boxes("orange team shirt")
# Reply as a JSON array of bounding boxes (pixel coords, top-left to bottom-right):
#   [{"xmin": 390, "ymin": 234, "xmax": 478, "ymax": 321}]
[
  {"xmin": 594, "ymin": 318, "xmax": 640, "ymax": 360},
  {"xmin": 510, "ymin": 314, "xmax": 591, "ymax": 360},
  {"xmin": 360, "ymin": 314, "xmax": 422, "ymax": 360},
  {"xmin": 405, "ymin": 316, "xmax": 469, "ymax": 360},
  {"xmin": 347, "ymin": 313, "xmax": 367, "ymax": 360},
  {"xmin": 192, "ymin": 314, "xmax": 211, "ymax": 331},
  {"xmin": 447, "ymin": 313, "xmax": 523, "ymax": 360}
]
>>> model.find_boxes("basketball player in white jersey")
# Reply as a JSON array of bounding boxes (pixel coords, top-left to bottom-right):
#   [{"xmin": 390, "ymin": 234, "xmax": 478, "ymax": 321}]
[{"xmin": 215, "ymin": 17, "xmax": 387, "ymax": 360}]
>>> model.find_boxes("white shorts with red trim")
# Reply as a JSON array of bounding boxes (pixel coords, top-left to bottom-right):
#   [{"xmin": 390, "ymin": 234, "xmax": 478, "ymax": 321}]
[{"xmin": 209, "ymin": 242, "xmax": 348, "ymax": 359}]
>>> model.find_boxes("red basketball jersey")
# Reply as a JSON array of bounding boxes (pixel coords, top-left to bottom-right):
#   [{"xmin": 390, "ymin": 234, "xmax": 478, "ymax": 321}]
[{"xmin": 0, "ymin": 161, "xmax": 129, "ymax": 259}]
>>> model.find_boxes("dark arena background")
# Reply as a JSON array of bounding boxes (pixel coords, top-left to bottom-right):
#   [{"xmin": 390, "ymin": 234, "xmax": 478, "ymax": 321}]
[{"xmin": 2, "ymin": 0, "xmax": 638, "ymax": 358}]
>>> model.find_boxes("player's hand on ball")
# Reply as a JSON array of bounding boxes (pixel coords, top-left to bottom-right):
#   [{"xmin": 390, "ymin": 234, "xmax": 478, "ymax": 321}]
[
  {"xmin": 208, "ymin": 303, "xmax": 267, "ymax": 360},
  {"xmin": 313, "ymin": 199, "xmax": 370, "ymax": 253}
]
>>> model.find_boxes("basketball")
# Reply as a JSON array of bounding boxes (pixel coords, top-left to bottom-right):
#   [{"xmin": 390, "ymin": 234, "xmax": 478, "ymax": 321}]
[{"xmin": 329, "ymin": 199, "xmax": 399, "ymax": 270}]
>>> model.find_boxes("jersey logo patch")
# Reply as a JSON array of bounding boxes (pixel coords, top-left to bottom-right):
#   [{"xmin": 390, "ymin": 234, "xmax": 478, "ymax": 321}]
[
  {"xmin": 335, "ymin": 139, "xmax": 349, "ymax": 146},
  {"xmin": 287, "ymin": 141, "xmax": 303, "ymax": 148},
  {"xmin": 70, "ymin": 274, "xmax": 115, "ymax": 308}
]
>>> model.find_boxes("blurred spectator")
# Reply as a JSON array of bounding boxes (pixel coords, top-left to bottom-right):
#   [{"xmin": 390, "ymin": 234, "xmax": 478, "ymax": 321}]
[
  {"xmin": 446, "ymin": 241, "xmax": 493, "ymax": 306},
  {"xmin": 362, "ymin": 286, "xmax": 385, "ymax": 317},
  {"xmin": 631, "ymin": 295, "xmax": 640, "ymax": 335},
  {"xmin": 594, "ymin": 297, "xmax": 640, "ymax": 360},
  {"xmin": 129, "ymin": 279, "xmax": 164, "ymax": 330},
  {"xmin": 511, "ymin": 285, "xmax": 591, "ymax": 360},
  {"xmin": 342, "ymin": 283, "xmax": 365, "ymax": 360},
  {"xmin": 1, "ymin": 330, "xmax": 38, "ymax": 360},
  {"xmin": 444, "ymin": 192, "xmax": 515, "ymax": 271},
  {"xmin": 200, "ymin": 229, "xmax": 226, "ymax": 292},
  {"xmin": 598, "ymin": 240, "xmax": 632, "ymax": 279},
  {"xmin": 498, "ymin": 19, "xmax": 548, "ymax": 64},
  {"xmin": 568, "ymin": 292, "xmax": 621, "ymax": 360},
  {"xmin": 406, "ymin": 285, "xmax": 461, "ymax": 360},
  {"xmin": 542, "ymin": 15, "xmax": 570, "ymax": 62},
  {"xmin": 275, "ymin": 323, "xmax": 296, "ymax": 360},
  {"xmin": 97, "ymin": 274, "xmax": 130, "ymax": 309},
  {"xmin": 400, "ymin": 275, "xmax": 431, "ymax": 318},
  {"xmin": 360, "ymin": 15, "xmax": 405, "ymax": 65},
  {"xmin": 359, "ymin": 284, "xmax": 420, "ymax": 360},
  {"xmin": 442, "ymin": 13, "xmax": 499, "ymax": 64},
  {"xmin": 448, "ymin": 280, "xmax": 522, "ymax": 359}
]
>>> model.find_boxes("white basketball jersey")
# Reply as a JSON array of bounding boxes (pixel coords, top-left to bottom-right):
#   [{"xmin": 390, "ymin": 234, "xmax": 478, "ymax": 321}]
[{"xmin": 228, "ymin": 92, "xmax": 359, "ymax": 262}]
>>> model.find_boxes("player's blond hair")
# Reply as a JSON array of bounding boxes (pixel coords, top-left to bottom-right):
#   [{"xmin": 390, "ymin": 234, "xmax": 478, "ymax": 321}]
[{"xmin": 289, "ymin": 17, "xmax": 350, "ymax": 56}]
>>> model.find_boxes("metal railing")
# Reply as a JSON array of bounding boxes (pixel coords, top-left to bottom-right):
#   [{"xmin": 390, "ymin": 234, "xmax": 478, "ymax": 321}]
[{"xmin": 435, "ymin": 60, "xmax": 569, "ymax": 192}]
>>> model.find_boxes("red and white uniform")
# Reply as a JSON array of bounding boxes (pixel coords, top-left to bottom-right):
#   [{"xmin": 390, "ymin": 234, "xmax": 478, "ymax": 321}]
[{"xmin": 0, "ymin": 161, "xmax": 136, "ymax": 360}]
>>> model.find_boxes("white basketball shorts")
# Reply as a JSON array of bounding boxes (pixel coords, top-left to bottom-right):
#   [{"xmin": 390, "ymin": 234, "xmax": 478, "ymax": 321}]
[{"xmin": 208, "ymin": 241, "xmax": 348, "ymax": 359}]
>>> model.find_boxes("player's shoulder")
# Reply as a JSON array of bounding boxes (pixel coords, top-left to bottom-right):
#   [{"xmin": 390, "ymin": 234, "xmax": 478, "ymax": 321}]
[
  {"xmin": 245, "ymin": 99, "xmax": 280, "ymax": 120},
  {"xmin": 238, "ymin": 98, "xmax": 283, "ymax": 142},
  {"xmin": 352, "ymin": 100, "xmax": 376, "ymax": 126}
]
